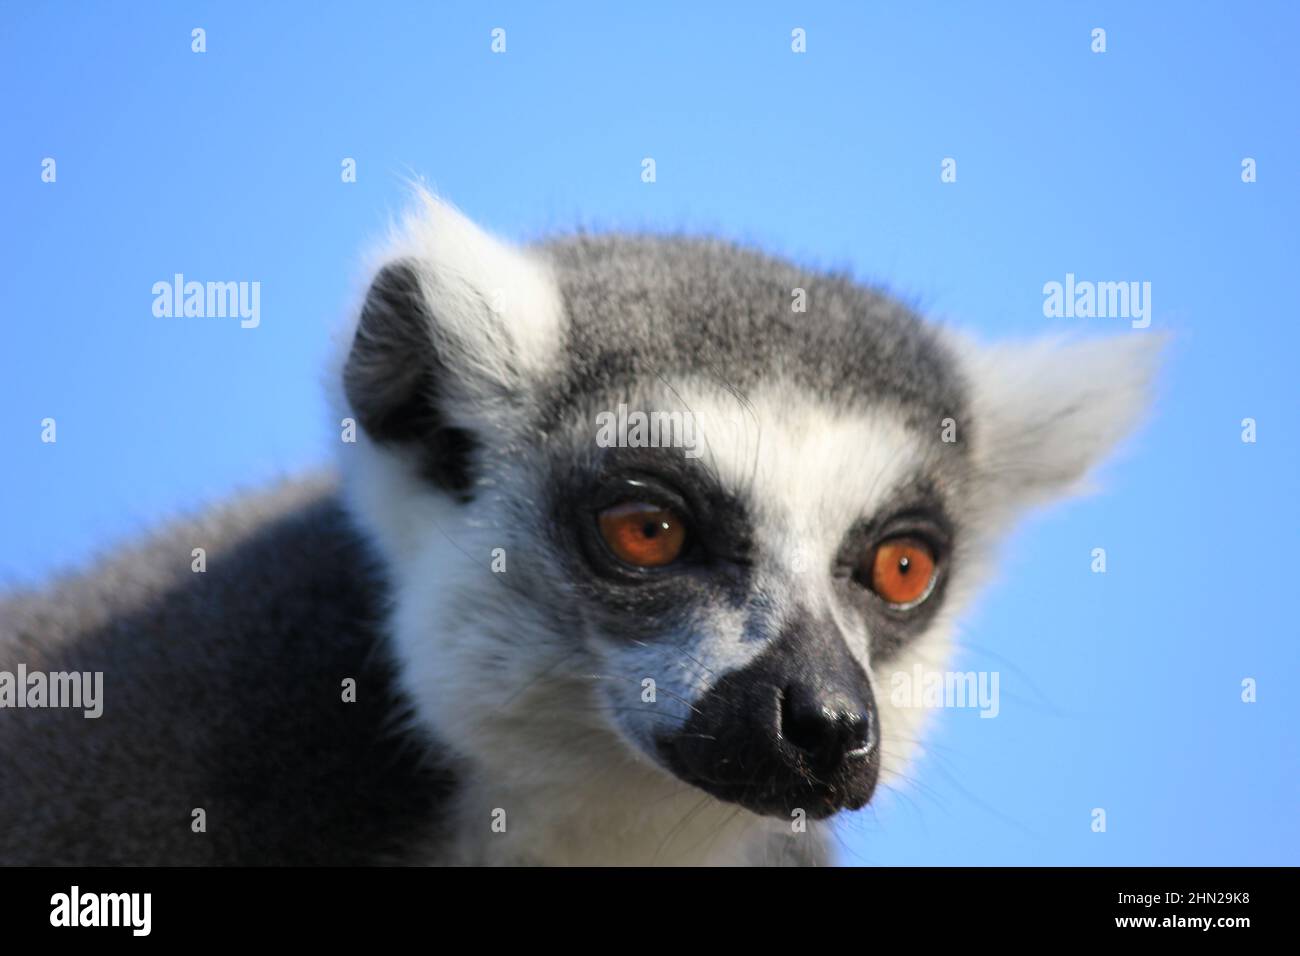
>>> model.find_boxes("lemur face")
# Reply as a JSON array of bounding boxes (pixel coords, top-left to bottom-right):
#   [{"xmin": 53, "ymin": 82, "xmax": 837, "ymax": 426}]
[
  {"xmin": 547, "ymin": 394, "xmax": 954, "ymax": 819},
  {"xmin": 339, "ymin": 194, "xmax": 1158, "ymax": 825}
]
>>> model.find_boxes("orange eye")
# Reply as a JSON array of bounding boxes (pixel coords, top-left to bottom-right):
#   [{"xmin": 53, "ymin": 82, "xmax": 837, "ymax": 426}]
[
  {"xmin": 597, "ymin": 502, "xmax": 687, "ymax": 568},
  {"xmin": 867, "ymin": 537, "xmax": 937, "ymax": 606}
]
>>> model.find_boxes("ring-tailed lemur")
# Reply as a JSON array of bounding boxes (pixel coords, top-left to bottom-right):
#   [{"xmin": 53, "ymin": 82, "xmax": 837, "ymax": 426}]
[{"xmin": 0, "ymin": 193, "xmax": 1159, "ymax": 866}]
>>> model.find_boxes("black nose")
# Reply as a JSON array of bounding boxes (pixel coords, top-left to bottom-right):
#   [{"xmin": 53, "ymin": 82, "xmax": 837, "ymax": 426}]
[
  {"xmin": 780, "ymin": 682, "xmax": 873, "ymax": 771},
  {"xmin": 656, "ymin": 618, "xmax": 880, "ymax": 819}
]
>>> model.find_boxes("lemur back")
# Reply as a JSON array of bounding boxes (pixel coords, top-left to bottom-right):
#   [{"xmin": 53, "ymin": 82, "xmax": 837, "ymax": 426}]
[{"xmin": 0, "ymin": 480, "xmax": 453, "ymax": 865}]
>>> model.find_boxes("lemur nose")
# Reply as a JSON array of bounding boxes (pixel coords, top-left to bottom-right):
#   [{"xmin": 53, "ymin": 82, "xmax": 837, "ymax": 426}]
[{"xmin": 780, "ymin": 683, "xmax": 874, "ymax": 770}]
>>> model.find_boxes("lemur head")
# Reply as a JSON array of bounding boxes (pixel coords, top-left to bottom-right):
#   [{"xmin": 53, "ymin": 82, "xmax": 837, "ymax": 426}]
[{"xmin": 338, "ymin": 193, "xmax": 1158, "ymax": 824}]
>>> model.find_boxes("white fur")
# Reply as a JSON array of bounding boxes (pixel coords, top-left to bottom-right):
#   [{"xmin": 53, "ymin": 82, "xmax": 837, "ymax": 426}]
[
  {"xmin": 326, "ymin": 190, "xmax": 564, "ymax": 434},
  {"xmin": 951, "ymin": 331, "xmax": 1164, "ymax": 518}
]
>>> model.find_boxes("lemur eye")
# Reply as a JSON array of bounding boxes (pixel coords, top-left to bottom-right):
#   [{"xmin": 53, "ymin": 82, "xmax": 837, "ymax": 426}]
[
  {"xmin": 597, "ymin": 502, "xmax": 687, "ymax": 568},
  {"xmin": 863, "ymin": 536, "xmax": 937, "ymax": 607}
]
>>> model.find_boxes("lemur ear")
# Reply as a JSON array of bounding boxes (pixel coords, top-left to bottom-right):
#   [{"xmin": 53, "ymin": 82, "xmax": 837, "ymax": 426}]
[
  {"xmin": 344, "ymin": 260, "xmax": 477, "ymax": 493},
  {"xmin": 960, "ymin": 333, "xmax": 1164, "ymax": 515},
  {"xmin": 342, "ymin": 194, "xmax": 563, "ymax": 497}
]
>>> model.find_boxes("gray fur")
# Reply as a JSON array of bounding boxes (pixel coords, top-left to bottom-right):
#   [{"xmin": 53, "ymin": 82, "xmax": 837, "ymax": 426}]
[{"xmin": 536, "ymin": 234, "xmax": 970, "ymax": 433}]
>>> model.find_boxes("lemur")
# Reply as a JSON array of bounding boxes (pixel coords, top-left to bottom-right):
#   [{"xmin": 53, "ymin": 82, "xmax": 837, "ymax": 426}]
[{"xmin": 0, "ymin": 193, "xmax": 1158, "ymax": 866}]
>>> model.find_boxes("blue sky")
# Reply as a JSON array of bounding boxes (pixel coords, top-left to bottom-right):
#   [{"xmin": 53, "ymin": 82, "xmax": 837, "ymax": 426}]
[{"xmin": 2, "ymin": 2, "xmax": 1296, "ymax": 864}]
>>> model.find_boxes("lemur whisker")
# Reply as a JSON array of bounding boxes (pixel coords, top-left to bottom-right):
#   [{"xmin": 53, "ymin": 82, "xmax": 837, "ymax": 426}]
[
  {"xmin": 582, "ymin": 673, "xmax": 707, "ymax": 717},
  {"xmin": 536, "ymin": 703, "xmax": 698, "ymax": 729},
  {"xmin": 496, "ymin": 647, "xmax": 593, "ymax": 710},
  {"xmin": 873, "ymin": 759, "xmax": 952, "ymax": 813},
  {"xmin": 627, "ymin": 637, "xmax": 719, "ymax": 680},
  {"xmin": 700, "ymin": 357, "xmax": 762, "ymax": 494},
  {"xmin": 652, "ymin": 792, "xmax": 717, "ymax": 865},
  {"xmin": 699, "ymin": 804, "xmax": 748, "ymax": 861},
  {"xmin": 872, "ymin": 777, "xmax": 937, "ymax": 823},
  {"xmin": 653, "ymin": 371, "xmax": 725, "ymax": 491},
  {"xmin": 946, "ymin": 638, "xmax": 1081, "ymax": 720}
]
